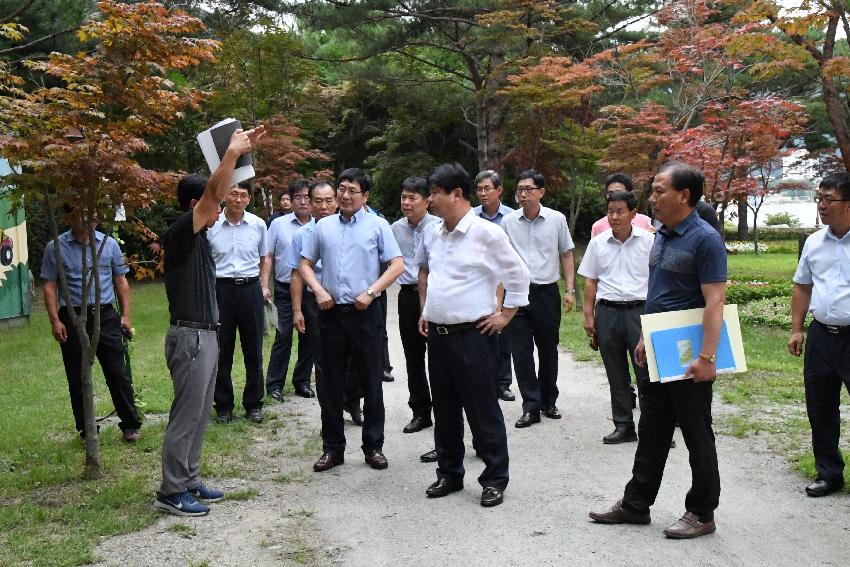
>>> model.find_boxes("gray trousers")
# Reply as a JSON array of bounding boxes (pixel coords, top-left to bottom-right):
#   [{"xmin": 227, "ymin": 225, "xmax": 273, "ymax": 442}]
[
  {"xmin": 595, "ymin": 303, "xmax": 647, "ymax": 425},
  {"xmin": 159, "ymin": 326, "xmax": 219, "ymax": 496}
]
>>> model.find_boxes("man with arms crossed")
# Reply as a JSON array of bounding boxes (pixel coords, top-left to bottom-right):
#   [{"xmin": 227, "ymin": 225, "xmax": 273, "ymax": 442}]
[
  {"xmin": 391, "ymin": 176, "xmax": 439, "ymax": 434},
  {"xmin": 501, "ymin": 170, "xmax": 574, "ymax": 428},
  {"xmin": 589, "ymin": 161, "xmax": 726, "ymax": 539},
  {"xmin": 155, "ymin": 125, "xmax": 265, "ymax": 517},
  {"xmin": 299, "ymin": 168, "xmax": 404, "ymax": 473},
  {"xmin": 416, "ymin": 163, "xmax": 529, "ymax": 507},
  {"xmin": 579, "ymin": 191, "xmax": 654, "ymax": 443},
  {"xmin": 788, "ymin": 172, "xmax": 850, "ymax": 497}
]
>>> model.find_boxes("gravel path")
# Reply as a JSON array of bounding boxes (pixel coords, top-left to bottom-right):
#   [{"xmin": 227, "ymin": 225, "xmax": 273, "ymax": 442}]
[{"xmin": 94, "ymin": 288, "xmax": 849, "ymax": 566}]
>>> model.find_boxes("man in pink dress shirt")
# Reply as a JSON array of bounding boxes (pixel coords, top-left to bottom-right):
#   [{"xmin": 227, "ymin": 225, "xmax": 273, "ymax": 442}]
[{"xmin": 591, "ymin": 173, "xmax": 654, "ymax": 238}]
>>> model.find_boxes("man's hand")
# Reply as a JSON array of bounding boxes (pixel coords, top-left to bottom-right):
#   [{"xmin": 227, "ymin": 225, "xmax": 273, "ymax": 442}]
[
  {"xmin": 227, "ymin": 126, "xmax": 266, "ymax": 157},
  {"xmin": 314, "ymin": 288, "xmax": 335, "ymax": 311},
  {"xmin": 583, "ymin": 314, "xmax": 595, "ymax": 338},
  {"xmin": 418, "ymin": 316, "xmax": 428, "ymax": 337},
  {"xmin": 354, "ymin": 291, "xmax": 375, "ymax": 311},
  {"xmin": 477, "ymin": 311, "xmax": 512, "ymax": 336},
  {"xmin": 51, "ymin": 319, "xmax": 68, "ymax": 343},
  {"xmin": 294, "ymin": 310, "xmax": 306, "ymax": 334},
  {"xmin": 120, "ymin": 315, "xmax": 133, "ymax": 336},
  {"xmin": 564, "ymin": 292, "xmax": 575, "ymax": 312},
  {"xmin": 788, "ymin": 331, "xmax": 804, "ymax": 356},
  {"xmin": 262, "ymin": 285, "xmax": 272, "ymax": 302},
  {"xmin": 634, "ymin": 336, "xmax": 646, "ymax": 367},
  {"xmin": 685, "ymin": 357, "xmax": 716, "ymax": 382}
]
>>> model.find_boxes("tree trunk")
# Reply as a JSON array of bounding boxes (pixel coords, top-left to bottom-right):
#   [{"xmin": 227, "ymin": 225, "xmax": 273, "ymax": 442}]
[
  {"xmin": 80, "ymin": 351, "xmax": 101, "ymax": 479},
  {"xmin": 736, "ymin": 198, "xmax": 748, "ymax": 240},
  {"xmin": 474, "ymin": 49, "xmax": 505, "ymax": 171},
  {"xmin": 821, "ymin": 72, "xmax": 850, "ymax": 171},
  {"xmin": 752, "ymin": 211, "xmax": 760, "ymax": 255}
]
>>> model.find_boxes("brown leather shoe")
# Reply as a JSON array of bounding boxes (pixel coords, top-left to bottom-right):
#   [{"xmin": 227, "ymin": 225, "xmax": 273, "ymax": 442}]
[
  {"xmin": 603, "ymin": 424, "xmax": 637, "ymax": 444},
  {"xmin": 589, "ymin": 499, "xmax": 651, "ymax": 524},
  {"xmin": 663, "ymin": 512, "xmax": 716, "ymax": 539},
  {"xmin": 364, "ymin": 449, "xmax": 388, "ymax": 470},
  {"xmin": 313, "ymin": 451, "xmax": 344, "ymax": 472},
  {"xmin": 426, "ymin": 478, "xmax": 463, "ymax": 498}
]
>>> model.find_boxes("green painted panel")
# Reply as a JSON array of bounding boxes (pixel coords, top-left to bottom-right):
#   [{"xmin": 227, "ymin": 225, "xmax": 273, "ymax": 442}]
[{"xmin": 0, "ymin": 185, "xmax": 30, "ymax": 320}]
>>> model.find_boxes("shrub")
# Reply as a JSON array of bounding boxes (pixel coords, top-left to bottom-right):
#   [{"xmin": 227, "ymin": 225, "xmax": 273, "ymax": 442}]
[
  {"xmin": 739, "ymin": 296, "xmax": 811, "ymax": 330},
  {"xmin": 725, "ymin": 280, "xmax": 793, "ymax": 304},
  {"xmin": 765, "ymin": 212, "xmax": 800, "ymax": 227}
]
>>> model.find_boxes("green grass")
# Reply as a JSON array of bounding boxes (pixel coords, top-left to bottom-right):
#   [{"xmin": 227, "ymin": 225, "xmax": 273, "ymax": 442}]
[
  {"xmin": 567, "ymin": 247, "xmax": 850, "ymax": 489},
  {"xmin": 0, "ymin": 282, "xmax": 299, "ymax": 566}
]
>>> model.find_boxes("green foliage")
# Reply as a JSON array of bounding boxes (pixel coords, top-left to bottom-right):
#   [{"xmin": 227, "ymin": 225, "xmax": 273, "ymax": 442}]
[
  {"xmin": 739, "ymin": 296, "xmax": 806, "ymax": 329},
  {"xmin": 725, "ymin": 281, "xmax": 792, "ymax": 305},
  {"xmin": 765, "ymin": 212, "xmax": 800, "ymax": 227}
]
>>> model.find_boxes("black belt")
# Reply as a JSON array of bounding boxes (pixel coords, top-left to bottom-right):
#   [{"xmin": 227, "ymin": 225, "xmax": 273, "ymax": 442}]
[
  {"xmin": 430, "ymin": 321, "xmax": 479, "ymax": 335},
  {"xmin": 171, "ymin": 319, "xmax": 220, "ymax": 331},
  {"xmin": 813, "ymin": 319, "xmax": 850, "ymax": 335},
  {"xmin": 217, "ymin": 276, "xmax": 259, "ymax": 285},
  {"xmin": 62, "ymin": 304, "xmax": 113, "ymax": 311},
  {"xmin": 597, "ymin": 299, "xmax": 645, "ymax": 309},
  {"xmin": 399, "ymin": 284, "xmax": 418, "ymax": 292},
  {"xmin": 333, "ymin": 304, "xmax": 356, "ymax": 313},
  {"xmin": 275, "ymin": 280, "xmax": 290, "ymax": 288},
  {"xmin": 529, "ymin": 282, "xmax": 558, "ymax": 289}
]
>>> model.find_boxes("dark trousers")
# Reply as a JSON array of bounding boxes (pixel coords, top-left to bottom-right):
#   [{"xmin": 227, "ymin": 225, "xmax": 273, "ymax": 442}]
[
  {"xmin": 596, "ymin": 303, "xmax": 647, "ymax": 424},
  {"xmin": 301, "ymin": 291, "xmax": 323, "ymax": 383},
  {"xmin": 214, "ymin": 280, "xmax": 265, "ymax": 414},
  {"xmin": 623, "ymin": 378, "xmax": 720, "ymax": 521},
  {"xmin": 428, "ymin": 324, "xmax": 509, "ymax": 490},
  {"xmin": 497, "ymin": 332, "xmax": 512, "ymax": 388},
  {"xmin": 398, "ymin": 285, "xmax": 431, "ymax": 417},
  {"xmin": 379, "ymin": 291, "xmax": 393, "ymax": 373},
  {"xmin": 317, "ymin": 303, "xmax": 385, "ymax": 453},
  {"xmin": 267, "ymin": 282, "xmax": 312, "ymax": 393},
  {"xmin": 58, "ymin": 305, "xmax": 141, "ymax": 433},
  {"xmin": 510, "ymin": 283, "xmax": 561, "ymax": 413},
  {"xmin": 804, "ymin": 321, "xmax": 850, "ymax": 484}
]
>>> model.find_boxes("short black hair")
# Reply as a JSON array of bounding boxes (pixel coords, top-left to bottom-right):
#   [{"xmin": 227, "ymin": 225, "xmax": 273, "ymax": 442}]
[
  {"xmin": 278, "ymin": 192, "xmax": 289, "ymax": 201},
  {"xmin": 657, "ymin": 161, "xmax": 704, "ymax": 207},
  {"xmin": 309, "ymin": 179, "xmax": 335, "ymax": 199},
  {"xmin": 337, "ymin": 168, "xmax": 372, "ymax": 193},
  {"xmin": 237, "ymin": 180, "xmax": 251, "ymax": 191},
  {"xmin": 607, "ymin": 190, "xmax": 637, "ymax": 211},
  {"xmin": 518, "ymin": 169, "xmax": 545, "ymax": 189},
  {"xmin": 177, "ymin": 174, "xmax": 209, "ymax": 211},
  {"xmin": 474, "ymin": 170, "xmax": 502, "ymax": 188},
  {"xmin": 428, "ymin": 163, "xmax": 472, "ymax": 201},
  {"xmin": 820, "ymin": 172, "xmax": 850, "ymax": 200},
  {"xmin": 288, "ymin": 178, "xmax": 310, "ymax": 199},
  {"xmin": 605, "ymin": 173, "xmax": 634, "ymax": 193},
  {"xmin": 401, "ymin": 176, "xmax": 429, "ymax": 198}
]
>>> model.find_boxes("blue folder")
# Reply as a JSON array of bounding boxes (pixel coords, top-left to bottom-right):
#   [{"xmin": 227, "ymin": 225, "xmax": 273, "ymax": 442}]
[{"xmin": 650, "ymin": 321, "xmax": 736, "ymax": 382}]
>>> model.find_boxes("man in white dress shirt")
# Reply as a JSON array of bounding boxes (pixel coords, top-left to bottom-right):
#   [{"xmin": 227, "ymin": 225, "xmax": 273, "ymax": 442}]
[
  {"xmin": 579, "ymin": 190, "xmax": 654, "ymax": 443},
  {"xmin": 788, "ymin": 171, "xmax": 850, "ymax": 497},
  {"xmin": 391, "ymin": 176, "xmax": 439, "ymax": 434},
  {"xmin": 207, "ymin": 181, "xmax": 268, "ymax": 424},
  {"xmin": 502, "ymin": 170, "xmax": 574, "ymax": 429},
  {"xmin": 416, "ymin": 162, "xmax": 530, "ymax": 507}
]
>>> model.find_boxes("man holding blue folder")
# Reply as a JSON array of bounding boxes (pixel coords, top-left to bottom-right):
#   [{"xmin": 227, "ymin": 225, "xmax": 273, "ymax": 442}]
[{"xmin": 589, "ymin": 161, "xmax": 727, "ymax": 539}]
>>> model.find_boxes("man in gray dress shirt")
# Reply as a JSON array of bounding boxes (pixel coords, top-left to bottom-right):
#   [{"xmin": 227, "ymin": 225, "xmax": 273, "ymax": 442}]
[
  {"xmin": 207, "ymin": 181, "xmax": 268, "ymax": 424},
  {"xmin": 502, "ymin": 170, "xmax": 574, "ymax": 429}
]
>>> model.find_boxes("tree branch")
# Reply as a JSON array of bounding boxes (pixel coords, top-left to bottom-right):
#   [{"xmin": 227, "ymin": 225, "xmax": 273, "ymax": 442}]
[
  {"xmin": 0, "ymin": 26, "xmax": 78, "ymax": 56},
  {"xmin": 0, "ymin": 0, "xmax": 34, "ymax": 24}
]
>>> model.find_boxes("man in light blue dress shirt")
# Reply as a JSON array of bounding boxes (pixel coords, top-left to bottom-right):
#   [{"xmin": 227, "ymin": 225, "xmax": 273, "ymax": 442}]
[
  {"xmin": 473, "ymin": 169, "xmax": 516, "ymax": 402},
  {"xmin": 789, "ymin": 171, "xmax": 850, "ymax": 498},
  {"xmin": 207, "ymin": 181, "xmax": 268, "ymax": 424},
  {"xmin": 299, "ymin": 168, "xmax": 404, "ymax": 473},
  {"xmin": 263, "ymin": 179, "xmax": 315, "ymax": 400}
]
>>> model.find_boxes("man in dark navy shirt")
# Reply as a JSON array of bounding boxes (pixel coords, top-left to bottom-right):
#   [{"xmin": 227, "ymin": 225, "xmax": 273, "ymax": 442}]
[
  {"xmin": 155, "ymin": 125, "xmax": 265, "ymax": 518},
  {"xmin": 590, "ymin": 161, "xmax": 727, "ymax": 539}
]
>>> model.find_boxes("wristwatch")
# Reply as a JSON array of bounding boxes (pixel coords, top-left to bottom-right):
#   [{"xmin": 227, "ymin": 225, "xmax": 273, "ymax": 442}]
[
  {"xmin": 366, "ymin": 287, "xmax": 376, "ymax": 298},
  {"xmin": 699, "ymin": 353, "xmax": 717, "ymax": 363},
  {"xmin": 566, "ymin": 289, "xmax": 576, "ymax": 295}
]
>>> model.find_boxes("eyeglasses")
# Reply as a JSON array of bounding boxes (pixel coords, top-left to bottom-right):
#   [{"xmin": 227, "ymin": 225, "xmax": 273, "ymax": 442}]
[
  {"xmin": 515, "ymin": 187, "xmax": 539, "ymax": 194},
  {"xmin": 815, "ymin": 195, "xmax": 850, "ymax": 205},
  {"xmin": 475, "ymin": 186, "xmax": 495, "ymax": 194},
  {"xmin": 337, "ymin": 187, "xmax": 363, "ymax": 197}
]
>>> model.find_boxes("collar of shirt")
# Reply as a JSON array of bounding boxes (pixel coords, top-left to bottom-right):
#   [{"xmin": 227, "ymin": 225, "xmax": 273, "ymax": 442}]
[
  {"xmin": 825, "ymin": 226, "xmax": 850, "ymax": 242},
  {"xmin": 476, "ymin": 202, "xmax": 512, "ymax": 221},
  {"xmin": 221, "ymin": 210, "xmax": 248, "ymax": 226},
  {"xmin": 519, "ymin": 206, "xmax": 548, "ymax": 222},
  {"xmin": 64, "ymin": 230, "xmax": 105, "ymax": 245},
  {"xmin": 605, "ymin": 227, "xmax": 648, "ymax": 245},
  {"xmin": 659, "ymin": 209, "xmax": 698, "ymax": 237},
  {"xmin": 339, "ymin": 206, "xmax": 366, "ymax": 225},
  {"xmin": 444, "ymin": 208, "xmax": 476, "ymax": 235}
]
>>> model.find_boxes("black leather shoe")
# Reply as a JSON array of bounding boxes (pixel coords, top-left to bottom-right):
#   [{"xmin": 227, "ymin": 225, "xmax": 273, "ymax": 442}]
[
  {"xmin": 382, "ymin": 370, "xmax": 395, "ymax": 382},
  {"xmin": 403, "ymin": 415, "xmax": 433, "ymax": 433},
  {"xmin": 365, "ymin": 449, "xmax": 389, "ymax": 470},
  {"xmin": 313, "ymin": 451, "xmax": 344, "ymax": 472},
  {"xmin": 805, "ymin": 478, "xmax": 844, "ymax": 497},
  {"xmin": 294, "ymin": 385, "xmax": 315, "ymax": 398},
  {"xmin": 216, "ymin": 411, "xmax": 233, "ymax": 424},
  {"xmin": 515, "ymin": 411, "xmax": 540, "ymax": 428},
  {"xmin": 603, "ymin": 424, "xmax": 637, "ymax": 444},
  {"xmin": 426, "ymin": 478, "xmax": 463, "ymax": 498},
  {"xmin": 268, "ymin": 389, "xmax": 284, "ymax": 402},
  {"xmin": 631, "ymin": 390, "xmax": 637, "ymax": 409},
  {"xmin": 542, "ymin": 406, "xmax": 562, "ymax": 419},
  {"xmin": 420, "ymin": 449, "xmax": 438, "ymax": 463},
  {"xmin": 499, "ymin": 386, "xmax": 515, "ymax": 401},
  {"xmin": 480, "ymin": 487, "xmax": 504, "ymax": 507},
  {"xmin": 344, "ymin": 403, "xmax": 364, "ymax": 426},
  {"xmin": 246, "ymin": 408, "xmax": 263, "ymax": 423}
]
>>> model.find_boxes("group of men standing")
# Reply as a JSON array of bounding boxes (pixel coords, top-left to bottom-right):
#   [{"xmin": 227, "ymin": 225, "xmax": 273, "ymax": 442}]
[{"xmin": 40, "ymin": 123, "xmax": 850, "ymax": 529}]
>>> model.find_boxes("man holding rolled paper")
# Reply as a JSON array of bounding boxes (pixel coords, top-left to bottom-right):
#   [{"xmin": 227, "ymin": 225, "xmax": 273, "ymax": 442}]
[{"xmin": 589, "ymin": 161, "xmax": 727, "ymax": 539}]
